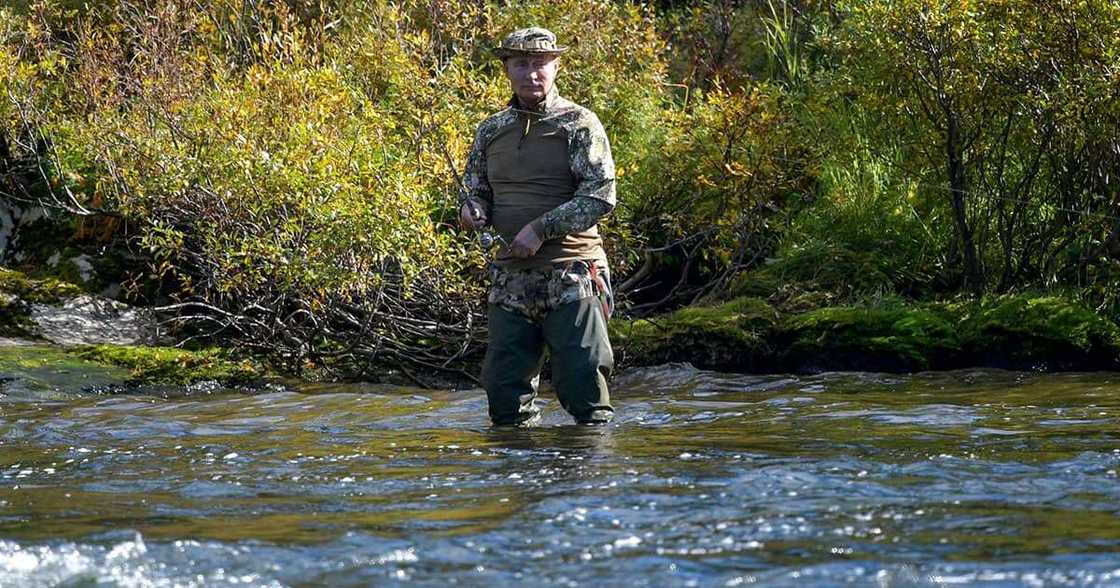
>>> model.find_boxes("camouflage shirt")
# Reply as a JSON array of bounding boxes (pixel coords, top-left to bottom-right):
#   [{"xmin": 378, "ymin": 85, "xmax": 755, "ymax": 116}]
[
  {"xmin": 458, "ymin": 85, "xmax": 616, "ymax": 248},
  {"xmin": 460, "ymin": 85, "xmax": 616, "ymax": 319}
]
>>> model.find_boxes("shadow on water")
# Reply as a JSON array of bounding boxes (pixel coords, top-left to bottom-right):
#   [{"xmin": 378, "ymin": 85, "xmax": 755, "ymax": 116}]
[{"xmin": 2, "ymin": 360, "xmax": 1120, "ymax": 586}]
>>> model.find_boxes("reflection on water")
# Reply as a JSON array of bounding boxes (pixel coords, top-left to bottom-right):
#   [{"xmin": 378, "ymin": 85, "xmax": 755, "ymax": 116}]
[{"xmin": 2, "ymin": 359, "xmax": 1120, "ymax": 586}]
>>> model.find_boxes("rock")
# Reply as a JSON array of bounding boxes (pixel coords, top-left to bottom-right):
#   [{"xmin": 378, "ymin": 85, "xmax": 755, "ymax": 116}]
[
  {"xmin": 1, "ymin": 267, "xmax": 165, "ymax": 345},
  {"xmin": 30, "ymin": 295, "xmax": 162, "ymax": 346},
  {"xmin": 0, "ymin": 201, "xmax": 15, "ymax": 259},
  {"xmin": 70, "ymin": 254, "xmax": 96, "ymax": 282},
  {"xmin": 0, "ymin": 337, "xmax": 37, "ymax": 346}
]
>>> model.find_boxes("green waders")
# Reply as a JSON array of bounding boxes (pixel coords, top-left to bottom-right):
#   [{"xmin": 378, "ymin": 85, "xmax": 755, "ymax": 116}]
[{"xmin": 481, "ymin": 295, "xmax": 613, "ymax": 426}]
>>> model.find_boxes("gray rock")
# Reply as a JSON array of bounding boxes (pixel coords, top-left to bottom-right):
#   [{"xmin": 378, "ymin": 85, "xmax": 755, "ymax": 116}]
[
  {"xmin": 71, "ymin": 254, "xmax": 95, "ymax": 282},
  {"xmin": 0, "ymin": 337, "xmax": 36, "ymax": 346},
  {"xmin": 30, "ymin": 295, "xmax": 162, "ymax": 346},
  {"xmin": 0, "ymin": 200, "xmax": 15, "ymax": 261}
]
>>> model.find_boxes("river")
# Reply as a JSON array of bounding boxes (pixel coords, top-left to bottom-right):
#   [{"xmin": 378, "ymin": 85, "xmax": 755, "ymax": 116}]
[{"xmin": 2, "ymin": 350, "xmax": 1119, "ymax": 586}]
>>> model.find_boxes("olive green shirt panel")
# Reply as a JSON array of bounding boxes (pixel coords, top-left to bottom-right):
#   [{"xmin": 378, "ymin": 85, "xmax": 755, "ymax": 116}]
[
  {"xmin": 486, "ymin": 117, "xmax": 575, "ymax": 244},
  {"xmin": 460, "ymin": 91, "xmax": 614, "ymax": 268},
  {"xmin": 486, "ymin": 113, "xmax": 607, "ymax": 268}
]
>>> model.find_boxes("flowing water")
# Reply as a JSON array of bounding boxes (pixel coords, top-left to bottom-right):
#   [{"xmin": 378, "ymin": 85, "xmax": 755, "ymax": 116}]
[{"xmin": 2, "ymin": 346, "xmax": 1120, "ymax": 586}]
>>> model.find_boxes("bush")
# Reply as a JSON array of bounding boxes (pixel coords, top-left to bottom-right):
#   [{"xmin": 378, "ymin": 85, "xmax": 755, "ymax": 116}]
[
  {"xmin": 616, "ymin": 82, "xmax": 808, "ymax": 311},
  {"xmin": 6, "ymin": 0, "xmax": 1119, "ymax": 378},
  {"xmin": 823, "ymin": 0, "xmax": 1120, "ymax": 294}
]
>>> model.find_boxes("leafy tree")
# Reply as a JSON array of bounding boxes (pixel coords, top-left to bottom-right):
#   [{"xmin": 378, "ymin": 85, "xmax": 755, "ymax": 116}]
[{"xmin": 830, "ymin": 0, "xmax": 1120, "ymax": 294}]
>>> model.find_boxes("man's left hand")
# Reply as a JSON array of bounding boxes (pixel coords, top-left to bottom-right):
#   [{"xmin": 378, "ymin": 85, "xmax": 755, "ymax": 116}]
[{"xmin": 507, "ymin": 222, "xmax": 543, "ymax": 258}]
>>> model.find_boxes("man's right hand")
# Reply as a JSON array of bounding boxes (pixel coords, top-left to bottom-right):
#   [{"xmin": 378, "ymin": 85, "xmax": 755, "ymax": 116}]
[{"xmin": 460, "ymin": 202, "xmax": 488, "ymax": 231}]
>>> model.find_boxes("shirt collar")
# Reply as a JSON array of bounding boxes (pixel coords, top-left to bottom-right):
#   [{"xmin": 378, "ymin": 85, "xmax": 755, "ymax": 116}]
[{"xmin": 507, "ymin": 84, "xmax": 562, "ymax": 115}]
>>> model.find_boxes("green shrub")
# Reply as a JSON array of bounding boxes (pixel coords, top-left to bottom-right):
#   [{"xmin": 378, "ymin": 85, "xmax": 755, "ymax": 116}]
[
  {"xmin": 5, "ymin": 0, "xmax": 1119, "ymax": 377},
  {"xmin": 2, "ymin": 0, "xmax": 810, "ymax": 372}
]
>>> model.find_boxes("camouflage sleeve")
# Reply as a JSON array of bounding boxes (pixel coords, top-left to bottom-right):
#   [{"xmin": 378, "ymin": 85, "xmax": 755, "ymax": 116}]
[
  {"xmin": 457, "ymin": 121, "xmax": 495, "ymax": 218},
  {"xmin": 534, "ymin": 196, "xmax": 613, "ymax": 240},
  {"xmin": 568, "ymin": 112, "xmax": 617, "ymax": 207}
]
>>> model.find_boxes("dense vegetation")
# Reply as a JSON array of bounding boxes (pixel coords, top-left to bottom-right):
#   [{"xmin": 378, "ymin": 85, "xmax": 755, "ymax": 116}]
[{"xmin": 1, "ymin": 0, "xmax": 1117, "ymax": 378}]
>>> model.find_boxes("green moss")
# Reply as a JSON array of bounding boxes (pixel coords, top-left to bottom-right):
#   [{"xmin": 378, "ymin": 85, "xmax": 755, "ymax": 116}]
[
  {"xmin": 0, "ymin": 267, "xmax": 83, "ymax": 304},
  {"xmin": 73, "ymin": 345, "xmax": 266, "ymax": 385},
  {"xmin": 611, "ymin": 297, "xmax": 779, "ymax": 370},
  {"xmin": 778, "ymin": 304, "xmax": 960, "ymax": 371},
  {"xmin": 0, "ymin": 345, "xmax": 132, "ymax": 394},
  {"xmin": 956, "ymin": 295, "xmax": 1120, "ymax": 369},
  {"xmin": 611, "ymin": 293, "xmax": 1120, "ymax": 373}
]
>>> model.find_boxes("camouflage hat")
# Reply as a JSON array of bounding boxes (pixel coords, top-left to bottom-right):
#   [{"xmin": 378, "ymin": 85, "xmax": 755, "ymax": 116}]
[{"xmin": 494, "ymin": 27, "xmax": 568, "ymax": 59}]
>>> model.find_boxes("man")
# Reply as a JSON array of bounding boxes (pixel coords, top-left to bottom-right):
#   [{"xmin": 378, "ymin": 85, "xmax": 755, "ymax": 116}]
[{"xmin": 459, "ymin": 27, "xmax": 616, "ymax": 427}]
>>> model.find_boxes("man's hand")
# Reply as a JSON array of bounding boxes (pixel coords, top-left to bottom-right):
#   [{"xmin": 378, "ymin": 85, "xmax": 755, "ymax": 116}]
[
  {"xmin": 507, "ymin": 222, "xmax": 543, "ymax": 259},
  {"xmin": 460, "ymin": 202, "xmax": 488, "ymax": 231}
]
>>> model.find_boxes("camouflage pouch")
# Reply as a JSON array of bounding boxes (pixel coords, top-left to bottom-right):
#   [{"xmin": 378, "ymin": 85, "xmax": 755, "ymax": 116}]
[{"xmin": 489, "ymin": 261, "xmax": 608, "ymax": 322}]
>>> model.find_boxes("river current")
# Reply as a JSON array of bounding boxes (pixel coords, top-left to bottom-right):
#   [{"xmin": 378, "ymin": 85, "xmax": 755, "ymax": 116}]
[{"xmin": 2, "ymin": 350, "xmax": 1119, "ymax": 586}]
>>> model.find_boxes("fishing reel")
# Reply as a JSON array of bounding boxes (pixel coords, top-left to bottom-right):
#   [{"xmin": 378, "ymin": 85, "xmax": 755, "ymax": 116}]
[
  {"xmin": 478, "ymin": 231, "xmax": 505, "ymax": 250},
  {"xmin": 468, "ymin": 202, "xmax": 507, "ymax": 250}
]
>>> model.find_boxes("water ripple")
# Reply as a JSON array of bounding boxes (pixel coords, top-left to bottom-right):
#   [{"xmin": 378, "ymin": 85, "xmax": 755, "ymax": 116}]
[{"xmin": 1, "ymin": 366, "xmax": 1119, "ymax": 585}]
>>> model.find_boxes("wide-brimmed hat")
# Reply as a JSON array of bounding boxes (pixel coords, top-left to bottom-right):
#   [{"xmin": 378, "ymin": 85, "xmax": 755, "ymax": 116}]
[{"xmin": 494, "ymin": 27, "xmax": 568, "ymax": 59}]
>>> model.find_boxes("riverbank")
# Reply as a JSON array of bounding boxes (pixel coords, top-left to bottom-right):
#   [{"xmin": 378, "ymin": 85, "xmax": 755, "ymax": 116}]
[
  {"xmin": 4, "ymin": 266, "xmax": 1120, "ymax": 390},
  {"xmin": 611, "ymin": 293, "xmax": 1120, "ymax": 373},
  {"xmin": 1, "ymin": 268, "xmax": 265, "ymax": 388}
]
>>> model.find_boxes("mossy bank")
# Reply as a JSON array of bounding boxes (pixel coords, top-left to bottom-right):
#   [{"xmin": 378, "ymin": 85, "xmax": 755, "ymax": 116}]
[
  {"xmin": 0, "ymin": 343, "xmax": 267, "ymax": 389},
  {"xmin": 8, "ymin": 262, "xmax": 1118, "ymax": 385},
  {"xmin": 2, "ymin": 268, "xmax": 266, "ymax": 387},
  {"xmin": 73, "ymin": 345, "xmax": 265, "ymax": 386},
  {"xmin": 611, "ymin": 294, "xmax": 1120, "ymax": 373}
]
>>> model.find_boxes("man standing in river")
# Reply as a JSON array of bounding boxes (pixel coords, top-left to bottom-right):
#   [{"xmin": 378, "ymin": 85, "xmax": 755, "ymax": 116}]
[{"xmin": 458, "ymin": 27, "xmax": 616, "ymax": 427}]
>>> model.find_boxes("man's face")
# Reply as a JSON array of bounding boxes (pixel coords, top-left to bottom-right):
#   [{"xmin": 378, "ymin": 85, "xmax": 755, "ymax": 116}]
[{"xmin": 504, "ymin": 54, "xmax": 559, "ymax": 107}]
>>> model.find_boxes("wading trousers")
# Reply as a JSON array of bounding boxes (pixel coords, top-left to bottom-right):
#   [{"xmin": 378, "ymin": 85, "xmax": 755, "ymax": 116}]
[{"xmin": 481, "ymin": 296, "xmax": 614, "ymax": 426}]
